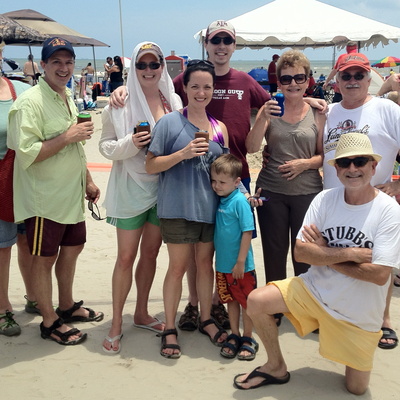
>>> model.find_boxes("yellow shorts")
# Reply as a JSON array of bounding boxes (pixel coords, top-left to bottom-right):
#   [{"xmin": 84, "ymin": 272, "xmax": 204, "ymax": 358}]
[{"xmin": 271, "ymin": 277, "xmax": 381, "ymax": 372}]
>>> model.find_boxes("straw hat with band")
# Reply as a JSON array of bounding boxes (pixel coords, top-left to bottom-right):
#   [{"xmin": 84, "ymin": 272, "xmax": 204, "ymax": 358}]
[{"xmin": 327, "ymin": 133, "xmax": 382, "ymax": 166}]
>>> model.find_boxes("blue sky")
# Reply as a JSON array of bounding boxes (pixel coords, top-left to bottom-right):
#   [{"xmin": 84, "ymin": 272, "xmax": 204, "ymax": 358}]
[{"xmin": 1, "ymin": 0, "xmax": 400, "ymax": 62}]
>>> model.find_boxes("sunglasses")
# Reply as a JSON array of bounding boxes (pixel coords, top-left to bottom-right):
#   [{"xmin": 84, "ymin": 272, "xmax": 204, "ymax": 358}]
[
  {"xmin": 339, "ymin": 72, "xmax": 366, "ymax": 81},
  {"xmin": 187, "ymin": 59, "xmax": 215, "ymax": 68},
  {"xmin": 279, "ymin": 74, "xmax": 307, "ymax": 85},
  {"xmin": 135, "ymin": 61, "xmax": 161, "ymax": 70},
  {"xmin": 335, "ymin": 156, "xmax": 372, "ymax": 168},
  {"xmin": 209, "ymin": 36, "xmax": 235, "ymax": 45},
  {"xmin": 88, "ymin": 201, "xmax": 106, "ymax": 221}
]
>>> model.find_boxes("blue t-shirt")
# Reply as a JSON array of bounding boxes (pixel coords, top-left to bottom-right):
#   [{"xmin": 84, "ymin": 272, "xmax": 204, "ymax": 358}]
[
  {"xmin": 149, "ymin": 111, "xmax": 227, "ymax": 224},
  {"xmin": 214, "ymin": 189, "xmax": 255, "ymax": 273}
]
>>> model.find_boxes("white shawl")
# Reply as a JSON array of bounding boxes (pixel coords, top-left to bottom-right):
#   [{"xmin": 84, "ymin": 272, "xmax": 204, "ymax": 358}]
[{"xmin": 106, "ymin": 41, "xmax": 182, "ymax": 184}]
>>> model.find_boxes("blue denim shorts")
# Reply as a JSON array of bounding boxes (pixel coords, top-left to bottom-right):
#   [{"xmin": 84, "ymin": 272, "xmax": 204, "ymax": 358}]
[{"xmin": 0, "ymin": 219, "xmax": 17, "ymax": 248}]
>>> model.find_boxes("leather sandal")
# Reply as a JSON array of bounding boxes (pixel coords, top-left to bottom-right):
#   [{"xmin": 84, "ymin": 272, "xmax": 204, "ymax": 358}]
[
  {"xmin": 178, "ymin": 303, "xmax": 199, "ymax": 331},
  {"xmin": 40, "ymin": 318, "xmax": 87, "ymax": 345},
  {"xmin": 199, "ymin": 318, "xmax": 227, "ymax": 347},
  {"xmin": 160, "ymin": 328, "xmax": 181, "ymax": 359},
  {"xmin": 56, "ymin": 300, "xmax": 104, "ymax": 323}
]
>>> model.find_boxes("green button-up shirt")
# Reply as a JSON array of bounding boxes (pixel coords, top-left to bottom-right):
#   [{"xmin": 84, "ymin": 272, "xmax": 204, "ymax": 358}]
[{"xmin": 7, "ymin": 79, "xmax": 87, "ymax": 224}]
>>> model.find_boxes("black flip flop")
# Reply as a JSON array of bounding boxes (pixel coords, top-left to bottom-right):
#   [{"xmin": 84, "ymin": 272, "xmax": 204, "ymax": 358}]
[
  {"xmin": 234, "ymin": 367, "xmax": 290, "ymax": 390},
  {"xmin": 378, "ymin": 327, "xmax": 398, "ymax": 350}
]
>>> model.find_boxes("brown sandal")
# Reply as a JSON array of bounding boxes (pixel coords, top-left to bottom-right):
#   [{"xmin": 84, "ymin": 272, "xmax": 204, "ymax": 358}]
[{"xmin": 178, "ymin": 303, "xmax": 199, "ymax": 331}]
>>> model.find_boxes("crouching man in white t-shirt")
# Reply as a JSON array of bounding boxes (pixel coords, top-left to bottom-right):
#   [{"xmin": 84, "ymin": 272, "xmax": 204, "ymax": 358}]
[{"xmin": 233, "ymin": 133, "xmax": 400, "ymax": 395}]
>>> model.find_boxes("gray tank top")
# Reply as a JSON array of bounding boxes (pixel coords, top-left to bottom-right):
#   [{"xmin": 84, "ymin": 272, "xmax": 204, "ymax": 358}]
[{"xmin": 256, "ymin": 107, "xmax": 322, "ymax": 195}]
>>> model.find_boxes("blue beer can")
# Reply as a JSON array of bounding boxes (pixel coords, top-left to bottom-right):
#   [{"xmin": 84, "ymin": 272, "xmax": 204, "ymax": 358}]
[{"xmin": 273, "ymin": 92, "xmax": 284, "ymax": 117}]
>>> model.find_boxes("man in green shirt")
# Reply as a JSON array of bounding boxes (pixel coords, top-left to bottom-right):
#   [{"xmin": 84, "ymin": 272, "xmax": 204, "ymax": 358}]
[{"xmin": 8, "ymin": 37, "xmax": 103, "ymax": 345}]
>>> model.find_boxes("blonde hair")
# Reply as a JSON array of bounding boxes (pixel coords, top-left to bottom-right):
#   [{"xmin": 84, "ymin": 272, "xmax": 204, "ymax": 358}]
[
  {"xmin": 0, "ymin": 40, "xmax": 5, "ymax": 51},
  {"xmin": 211, "ymin": 154, "xmax": 242, "ymax": 179},
  {"xmin": 276, "ymin": 50, "xmax": 310, "ymax": 78}
]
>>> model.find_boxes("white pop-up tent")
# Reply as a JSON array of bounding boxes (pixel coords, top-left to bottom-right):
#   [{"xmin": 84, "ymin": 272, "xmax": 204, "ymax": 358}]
[{"xmin": 196, "ymin": 0, "xmax": 400, "ymax": 50}]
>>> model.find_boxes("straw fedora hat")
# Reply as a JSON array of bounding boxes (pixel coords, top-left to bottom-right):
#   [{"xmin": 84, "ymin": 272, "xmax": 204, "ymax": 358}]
[{"xmin": 327, "ymin": 133, "xmax": 382, "ymax": 166}]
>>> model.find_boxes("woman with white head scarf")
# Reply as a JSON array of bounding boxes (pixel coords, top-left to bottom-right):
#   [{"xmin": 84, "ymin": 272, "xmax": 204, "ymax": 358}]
[{"xmin": 99, "ymin": 42, "xmax": 182, "ymax": 354}]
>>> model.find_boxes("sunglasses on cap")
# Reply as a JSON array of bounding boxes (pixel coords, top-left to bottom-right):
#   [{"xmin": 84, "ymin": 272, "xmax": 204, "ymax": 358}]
[
  {"xmin": 335, "ymin": 156, "xmax": 372, "ymax": 168},
  {"xmin": 135, "ymin": 61, "xmax": 161, "ymax": 70},
  {"xmin": 88, "ymin": 201, "xmax": 106, "ymax": 221},
  {"xmin": 209, "ymin": 36, "xmax": 235, "ymax": 45},
  {"xmin": 279, "ymin": 74, "xmax": 307, "ymax": 85},
  {"xmin": 187, "ymin": 59, "xmax": 215, "ymax": 68},
  {"xmin": 339, "ymin": 72, "xmax": 366, "ymax": 81}
]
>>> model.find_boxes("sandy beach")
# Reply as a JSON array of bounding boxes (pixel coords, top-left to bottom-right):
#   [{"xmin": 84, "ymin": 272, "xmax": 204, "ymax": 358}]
[{"xmin": 1, "ymin": 108, "xmax": 399, "ymax": 400}]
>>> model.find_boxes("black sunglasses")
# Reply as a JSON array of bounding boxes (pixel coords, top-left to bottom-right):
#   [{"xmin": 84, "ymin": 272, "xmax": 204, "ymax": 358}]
[
  {"xmin": 135, "ymin": 61, "xmax": 161, "ymax": 70},
  {"xmin": 279, "ymin": 74, "xmax": 307, "ymax": 85},
  {"xmin": 88, "ymin": 201, "xmax": 106, "ymax": 221},
  {"xmin": 335, "ymin": 156, "xmax": 372, "ymax": 168},
  {"xmin": 339, "ymin": 72, "xmax": 366, "ymax": 81},
  {"xmin": 187, "ymin": 59, "xmax": 215, "ymax": 68},
  {"xmin": 209, "ymin": 36, "xmax": 235, "ymax": 45}
]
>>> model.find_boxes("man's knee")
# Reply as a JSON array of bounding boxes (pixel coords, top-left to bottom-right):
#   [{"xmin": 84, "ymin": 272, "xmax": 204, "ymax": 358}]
[
  {"xmin": 345, "ymin": 367, "xmax": 370, "ymax": 395},
  {"xmin": 247, "ymin": 286, "xmax": 274, "ymax": 318}
]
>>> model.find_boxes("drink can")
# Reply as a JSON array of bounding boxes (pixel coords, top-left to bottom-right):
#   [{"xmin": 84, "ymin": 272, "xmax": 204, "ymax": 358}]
[
  {"xmin": 77, "ymin": 112, "xmax": 91, "ymax": 124},
  {"xmin": 195, "ymin": 130, "xmax": 209, "ymax": 143},
  {"xmin": 134, "ymin": 121, "xmax": 150, "ymax": 133},
  {"xmin": 273, "ymin": 92, "xmax": 284, "ymax": 117}
]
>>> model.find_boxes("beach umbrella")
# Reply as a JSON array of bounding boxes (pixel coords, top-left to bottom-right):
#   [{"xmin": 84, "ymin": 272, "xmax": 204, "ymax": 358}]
[
  {"xmin": 371, "ymin": 56, "xmax": 400, "ymax": 68},
  {"xmin": 3, "ymin": 9, "xmax": 109, "ymax": 82},
  {"xmin": 0, "ymin": 13, "xmax": 47, "ymax": 45}
]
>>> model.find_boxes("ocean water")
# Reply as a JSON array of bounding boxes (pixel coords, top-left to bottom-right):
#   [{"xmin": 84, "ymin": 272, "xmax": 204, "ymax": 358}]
[
  {"xmin": 4, "ymin": 57, "xmax": 396, "ymax": 80},
  {"xmin": 3, "ymin": 58, "xmax": 338, "ymax": 79}
]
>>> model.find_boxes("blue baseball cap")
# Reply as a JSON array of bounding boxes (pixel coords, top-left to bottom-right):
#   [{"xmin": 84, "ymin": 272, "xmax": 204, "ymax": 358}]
[{"xmin": 41, "ymin": 37, "xmax": 75, "ymax": 61}]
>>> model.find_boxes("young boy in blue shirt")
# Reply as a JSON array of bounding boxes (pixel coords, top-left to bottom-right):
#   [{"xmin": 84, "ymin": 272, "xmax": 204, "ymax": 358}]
[{"xmin": 211, "ymin": 154, "xmax": 258, "ymax": 360}]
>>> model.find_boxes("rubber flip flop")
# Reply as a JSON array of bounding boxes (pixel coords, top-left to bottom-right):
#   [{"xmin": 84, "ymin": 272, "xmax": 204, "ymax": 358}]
[
  {"xmin": 133, "ymin": 317, "xmax": 164, "ymax": 334},
  {"xmin": 234, "ymin": 367, "xmax": 290, "ymax": 390}
]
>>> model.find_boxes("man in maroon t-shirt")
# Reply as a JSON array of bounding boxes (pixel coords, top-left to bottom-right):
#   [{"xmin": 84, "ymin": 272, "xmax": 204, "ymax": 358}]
[
  {"xmin": 174, "ymin": 20, "xmax": 270, "ymax": 189},
  {"xmin": 267, "ymin": 54, "xmax": 280, "ymax": 94}
]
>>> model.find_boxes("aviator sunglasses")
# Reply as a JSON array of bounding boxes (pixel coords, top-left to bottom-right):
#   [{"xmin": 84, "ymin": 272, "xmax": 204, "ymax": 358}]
[
  {"xmin": 187, "ymin": 59, "xmax": 215, "ymax": 68},
  {"xmin": 209, "ymin": 36, "xmax": 235, "ymax": 45},
  {"xmin": 88, "ymin": 201, "xmax": 106, "ymax": 221},
  {"xmin": 335, "ymin": 156, "xmax": 372, "ymax": 168},
  {"xmin": 279, "ymin": 74, "xmax": 307, "ymax": 85},
  {"xmin": 339, "ymin": 72, "xmax": 366, "ymax": 81},
  {"xmin": 135, "ymin": 61, "xmax": 161, "ymax": 70}
]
